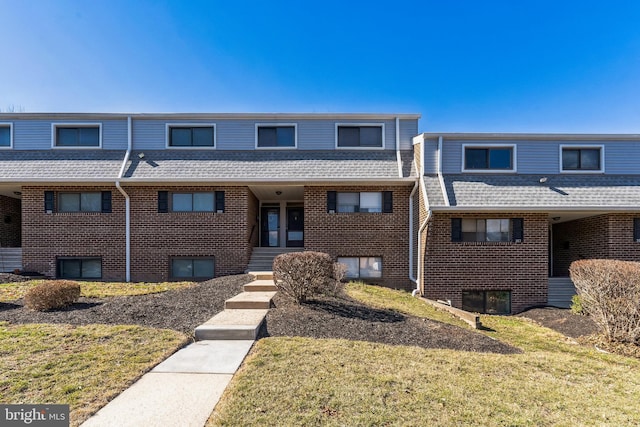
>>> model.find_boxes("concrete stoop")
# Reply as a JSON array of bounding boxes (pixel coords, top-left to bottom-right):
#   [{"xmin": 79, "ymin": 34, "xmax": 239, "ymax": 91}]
[
  {"xmin": 243, "ymin": 278, "xmax": 277, "ymax": 292},
  {"xmin": 195, "ymin": 309, "xmax": 269, "ymax": 340},
  {"xmin": 224, "ymin": 291, "xmax": 276, "ymax": 310},
  {"xmin": 248, "ymin": 271, "xmax": 274, "ymax": 281}
]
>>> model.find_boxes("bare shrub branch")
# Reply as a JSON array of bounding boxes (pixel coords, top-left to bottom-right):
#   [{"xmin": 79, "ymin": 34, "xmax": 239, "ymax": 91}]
[{"xmin": 273, "ymin": 251, "xmax": 334, "ymax": 303}]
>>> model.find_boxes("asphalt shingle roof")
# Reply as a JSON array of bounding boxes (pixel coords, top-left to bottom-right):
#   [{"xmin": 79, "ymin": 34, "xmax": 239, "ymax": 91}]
[
  {"xmin": 0, "ymin": 150, "xmax": 415, "ymax": 182},
  {"xmin": 425, "ymin": 174, "xmax": 640, "ymax": 208}
]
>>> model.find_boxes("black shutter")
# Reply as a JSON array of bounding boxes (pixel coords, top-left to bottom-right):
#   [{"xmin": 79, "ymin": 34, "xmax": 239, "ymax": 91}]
[
  {"xmin": 382, "ymin": 191, "xmax": 393, "ymax": 213},
  {"xmin": 158, "ymin": 191, "xmax": 168, "ymax": 213},
  {"xmin": 327, "ymin": 191, "xmax": 337, "ymax": 213},
  {"xmin": 215, "ymin": 191, "xmax": 225, "ymax": 213},
  {"xmin": 634, "ymin": 218, "xmax": 640, "ymax": 242},
  {"xmin": 451, "ymin": 218, "xmax": 462, "ymax": 242},
  {"xmin": 101, "ymin": 191, "xmax": 112, "ymax": 213},
  {"xmin": 512, "ymin": 218, "xmax": 524, "ymax": 242},
  {"xmin": 44, "ymin": 191, "xmax": 55, "ymax": 213}
]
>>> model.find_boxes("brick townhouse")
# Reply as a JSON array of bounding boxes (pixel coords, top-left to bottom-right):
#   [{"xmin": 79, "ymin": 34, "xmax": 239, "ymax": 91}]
[{"xmin": 2, "ymin": 114, "xmax": 640, "ymax": 314}]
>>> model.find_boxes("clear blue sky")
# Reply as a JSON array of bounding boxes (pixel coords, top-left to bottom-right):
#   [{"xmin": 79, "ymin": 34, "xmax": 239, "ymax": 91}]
[{"xmin": 2, "ymin": 0, "xmax": 640, "ymax": 133}]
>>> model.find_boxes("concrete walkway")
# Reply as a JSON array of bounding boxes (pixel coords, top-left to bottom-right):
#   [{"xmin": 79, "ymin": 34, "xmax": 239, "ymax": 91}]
[{"xmin": 82, "ymin": 276, "xmax": 275, "ymax": 427}]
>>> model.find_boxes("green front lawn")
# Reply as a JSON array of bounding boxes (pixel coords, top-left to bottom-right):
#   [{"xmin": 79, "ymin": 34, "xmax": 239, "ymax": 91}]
[
  {"xmin": 0, "ymin": 322, "xmax": 187, "ymax": 426},
  {"xmin": 209, "ymin": 283, "xmax": 640, "ymax": 426},
  {"xmin": 0, "ymin": 280, "xmax": 196, "ymax": 301}
]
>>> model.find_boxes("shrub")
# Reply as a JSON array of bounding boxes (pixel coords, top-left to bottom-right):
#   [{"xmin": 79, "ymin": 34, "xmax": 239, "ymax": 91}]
[
  {"xmin": 273, "ymin": 251, "xmax": 334, "ymax": 303},
  {"xmin": 569, "ymin": 259, "xmax": 640, "ymax": 344},
  {"xmin": 24, "ymin": 280, "xmax": 81, "ymax": 311},
  {"xmin": 570, "ymin": 295, "xmax": 584, "ymax": 315}
]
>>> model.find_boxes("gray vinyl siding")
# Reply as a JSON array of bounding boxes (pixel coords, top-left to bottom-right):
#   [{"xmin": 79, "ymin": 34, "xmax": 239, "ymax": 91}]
[
  {"xmin": 12, "ymin": 119, "xmax": 127, "ymax": 150},
  {"xmin": 442, "ymin": 138, "xmax": 640, "ymax": 174},
  {"xmin": 132, "ymin": 118, "xmax": 416, "ymax": 150},
  {"xmin": 421, "ymin": 138, "xmax": 439, "ymax": 174}
]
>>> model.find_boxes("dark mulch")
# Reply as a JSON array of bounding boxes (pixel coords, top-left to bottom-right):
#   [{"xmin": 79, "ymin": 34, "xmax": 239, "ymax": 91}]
[
  {"xmin": 517, "ymin": 307, "xmax": 598, "ymax": 338},
  {"xmin": 261, "ymin": 293, "xmax": 521, "ymax": 354},
  {"xmin": 0, "ymin": 274, "xmax": 252, "ymax": 335},
  {"xmin": 0, "ymin": 273, "xmax": 31, "ymax": 283}
]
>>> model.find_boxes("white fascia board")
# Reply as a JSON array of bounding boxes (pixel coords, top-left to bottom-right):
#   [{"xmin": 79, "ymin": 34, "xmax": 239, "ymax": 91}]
[{"xmin": 429, "ymin": 205, "xmax": 640, "ymax": 212}]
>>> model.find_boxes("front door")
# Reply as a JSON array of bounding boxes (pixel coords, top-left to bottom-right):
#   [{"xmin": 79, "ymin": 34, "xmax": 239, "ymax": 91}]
[
  {"xmin": 260, "ymin": 207, "xmax": 280, "ymax": 247},
  {"xmin": 286, "ymin": 207, "xmax": 304, "ymax": 247}
]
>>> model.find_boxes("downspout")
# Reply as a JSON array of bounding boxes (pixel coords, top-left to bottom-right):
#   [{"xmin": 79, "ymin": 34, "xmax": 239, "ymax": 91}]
[
  {"xmin": 395, "ymin": 117, "xmax": 402, "ymax": 177},
  {"xmin": 115, "ymin": 116, "xmax": 132, "ymax": 282},
  {"xmin": 408, "ymin": 180, "xmax": 419, "ymax": 283},
  {"xmin": 412, "ymin": 134, "xmax": 432, "ymax": 297}
]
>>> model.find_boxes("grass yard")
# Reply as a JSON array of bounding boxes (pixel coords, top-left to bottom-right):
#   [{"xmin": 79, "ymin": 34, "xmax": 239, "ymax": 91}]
[
  {"xmin": 0, "ymin": 322, "xmax": 187, "ymax": 426},
  {"xmin": 209, "ymin": 283, "xmax": 640, "ymax": 426},
  {"xmin": 0, "ymin": 279, "xmax": 196, "ymax": 301}
]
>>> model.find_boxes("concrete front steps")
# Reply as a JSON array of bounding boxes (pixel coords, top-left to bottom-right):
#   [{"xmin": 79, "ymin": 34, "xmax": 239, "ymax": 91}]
[
  {"xmin": 195, "ymin": 278, "xmax": 277, "ymax": 341},
  {"xmin": 246, "ymin": 247, "xmax": 304, "ymax": 272}
]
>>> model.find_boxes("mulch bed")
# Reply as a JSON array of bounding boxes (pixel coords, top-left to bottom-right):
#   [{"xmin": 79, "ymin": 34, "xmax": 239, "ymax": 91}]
[
  {"xmin": 0, "ymin": 274, "xmax": 252, "ymax": 335},
  {"xmin": 517, "ymin": 307, "xmax": 598, "ymax": 338},
  {"xmin": 261, "ymin": 292, "xmax": 521, "ymax": 354}
]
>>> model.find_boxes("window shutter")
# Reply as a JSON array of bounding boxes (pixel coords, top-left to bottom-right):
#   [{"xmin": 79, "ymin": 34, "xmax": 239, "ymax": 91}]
[
  {"xmin": 101, "ymin": 191, "xmax": 112, "ymax": 213},
  {"xmin": 327, "ymin": 191, "xmax": 337, "ymax": 213},
  {"xmin": 158, "ymin": 191, "xmax": 168, "ymax": 213},
  {"xmin": 382, "ymin": 191, "xmax": 393, "ymax": 213},
  {"xmin": 451, "ymin": 218, "xmax": 462, "ymax": 242},
  {"xmin": 44, "ymin": 191, "xmax": 55, "ymax": 213},
  {"xmin": 512, "ymin": 218, "xmax": 524, "ymax": 242},
  {"xmin": 215, "ymin": 191, "xmax": 225, "ymax": 213},
  {"xmin": 634, "ymin": 218, "xmax": 640, "ymax": 242}
]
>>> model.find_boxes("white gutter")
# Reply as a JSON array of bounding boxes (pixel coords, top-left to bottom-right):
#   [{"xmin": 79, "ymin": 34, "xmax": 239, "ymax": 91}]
[
  {"xmin": 437, "ymin": 136, "xmax": 450, "ymax": 206},
  {"xmin": 115, "ymin": 116, "xmax": 132, "ymax": 282},
  {"xmin": 395, "ymin": 117, "xmax": 403, "ymax": 178}
]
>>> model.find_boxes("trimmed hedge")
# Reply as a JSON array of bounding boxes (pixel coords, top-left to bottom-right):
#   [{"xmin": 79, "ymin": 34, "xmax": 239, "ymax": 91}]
[
  {"xmin": 273, "ymin": 251, "xmax": 335, "ymax": 303},
  {"xmin": 570, "ymin": 259, "xmax": 640, "ymax": 344},
  {"xmin": 24, "ymin": 280, "xmax": 81, "ymax": 311}
]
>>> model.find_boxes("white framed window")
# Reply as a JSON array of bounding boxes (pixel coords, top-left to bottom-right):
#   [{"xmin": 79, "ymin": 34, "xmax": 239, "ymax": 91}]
[
  {"xmin": 335, "ymin": 123, "xmax": 385, "ymax": 149},
  {"xmin": 52, "ymin": 123, "xmax": 102, "ymax": 148},
  {"xmin": 255, "ymin": 123, "xmax": 297, "ymax": 149},
  {"xmin": 462, "ymin": 144, "xmax": 516, "ymax": 172},
  {"xmin": 172, "ymin": 192, "xmax": 215, "ymax": 212},
  {"xmin": 58, "ymin": 192, "xmax": 102, "ymax": 212},
  {"xmin": 166, "ymin": 124, "xmax": 216, "ymax": 148},
  {"xmin": 560, "ymin": 145, "xmax": 604, "ymax": 173},
  {"xmin": 462, "ymin": 218, "xmax": 511, "ymax": 242},
  {"xmin": 337, "ymin": 257, "xmax": 383, "ymax": 279},
  {"xmin": 171, "ymin": 257, "xmax": 214, "ymax": 279},
  {"xmin": 337, "ymin": 192, "xmax": 382, "ymax": 213},
  {"xmin": 0, "ymin": 122, "xmax": 13, "ymax": 149}
]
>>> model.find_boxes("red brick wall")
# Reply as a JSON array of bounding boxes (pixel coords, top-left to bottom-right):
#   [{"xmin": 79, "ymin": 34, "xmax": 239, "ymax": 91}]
[
  {"xmin": 304, "ymin": 185, "xmax": 412, "ymax": 290},
  {"xmin": 553, "ymin": 213, "xmax": 640, "ymax": 276},
  {"xmin": 127, "ymin": 186, "xmax": 251, "ymax": 282},
  {"xmin": 424, "ymin": 212, "xmax": 548, "ymax": 313},
  {"xmin": 21, "ymin": 186, "xmax": 126, "ymax": 279},
  {"xmin": 246, "ymin": 190, "xmax": 259, "ymax": 259},
  {"xmin": 0, "ymin": 195, "xmax": 21, "ymax": 247}
]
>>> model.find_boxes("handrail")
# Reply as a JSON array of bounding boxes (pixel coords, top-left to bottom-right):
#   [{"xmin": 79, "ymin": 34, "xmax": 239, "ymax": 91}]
[{"xmin": 248, "ymin": 224, "xmax": 256, "ymax": 243}]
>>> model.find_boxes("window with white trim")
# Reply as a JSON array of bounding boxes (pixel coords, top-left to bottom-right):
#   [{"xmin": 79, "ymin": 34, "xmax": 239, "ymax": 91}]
[
  {"xmin": 451, "ymin": 218, "xmax": 524, "ymax": 243},
  {"xmin": 256, "ymin": 125, "xmax": 296, "ymax": 148},
  {"xmin": 54, "ymin": 125, "xmax": 101, "ymax": 147},
  {"xmin": 561, "ymin": 146, "xmax": 602, "ymax": 172},
  {"xmin": 171, "ymin": 257, "xmax": 214, "ymax": 279},
  {"xmin": 337, "ymin": 257, "xmax": 382, "ymax": 279},
  {"xmin": 337, "ymin": 192, "xmax": 382, "ymax": 213},
  {"xmin": 167, "ymin": 125, "xmax": 215, "ymax": 147},
  {"xmin": 0, "ymin": 124, "xmax": 12, "ymax": 148},
  {"xmin": 58, "ymin": 257, "xmax": 102, "ymax": 279},
  {"xmin": 172, "ymin": 192, "xmax": 215, "ymax": 212},
  {"xmin": 463, "ymin": 145, "xmax": 515, "ymax": 171},
  {"xmin": 336, "ymin": 124, "xmax": 383, "ymax": 148}
]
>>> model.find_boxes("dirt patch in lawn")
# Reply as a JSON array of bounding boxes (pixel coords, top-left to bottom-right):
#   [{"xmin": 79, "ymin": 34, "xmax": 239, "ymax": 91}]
[
  {"xmin": 262, "ymin": 292, "xmax": 520, "ymax": 354},
  {"xmin": 0, "ymin": 274, "xmax": 252, "ymax": 334},
  {"xmin": 517, "ymin": 307, "xmax": 598, "ymax": 338}
]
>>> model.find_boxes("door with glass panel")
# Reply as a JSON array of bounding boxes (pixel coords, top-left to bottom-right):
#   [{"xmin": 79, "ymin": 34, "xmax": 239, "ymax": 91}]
[
  {"xmin": 286, "ymin": 207, "xmax": 304, "ymax": 247},
  {"xmin": 260, "ymin": 206, "xmax": 280, "ymax": 247}
]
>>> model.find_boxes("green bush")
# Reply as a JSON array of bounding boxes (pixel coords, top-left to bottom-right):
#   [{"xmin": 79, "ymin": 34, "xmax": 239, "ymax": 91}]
[
  {"xmin": 273, "ymin": 251, "xmax": 334, "ymax": 303},
  {"xmin": 570, "ymin": 295, "xmax": 584, "ymax": 315},
  {"xmin": 570, "ymin": 259, "xmax": 640, "ymax": 344},
  {"xmin": 24, "ymin": 280, "xmax": 81, "ymax": 311}
]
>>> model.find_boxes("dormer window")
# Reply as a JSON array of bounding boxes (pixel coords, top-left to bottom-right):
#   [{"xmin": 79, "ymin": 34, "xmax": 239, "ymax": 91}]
[
  {"xmin": 53, "ymin": 124, "xmax": 101, "ymax": 148},
  {"xmin": 560, "ymin": 145, "xmax": 603, "ymax": 172},
  {"xmin": 463, "ymin": 144, "xmax": 515, "ymax": 172},
  {"xmin": 256, "ymin": 124, "xmax": 297, "ymax": 148},
  {"xmin": 0, "ymin": 123, "xmax": 12, "ymax": 148},
  {"xmin": 166, "ymin": 124, "xmax": 215, "ymax": 148},
  {"xmin": 336, "ymin": 124, "xmax": 384, "ymax": 148}
]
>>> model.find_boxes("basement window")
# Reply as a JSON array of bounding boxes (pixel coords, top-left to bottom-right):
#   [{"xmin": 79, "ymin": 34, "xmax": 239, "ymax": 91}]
[
  {"xmin": 171, "ymin": 257, "xmax": 215, "ymax": 279},
  {"xmin": 58, "ymin": 257, "xmax": 102, "ymax": 279},
  {"xmin": 337, "ymin": 257, "xmax": 382, "ymax": 279},
  {"xmin": 462, "ymin": 290, "xmax": 511, "ymax": 314}
]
